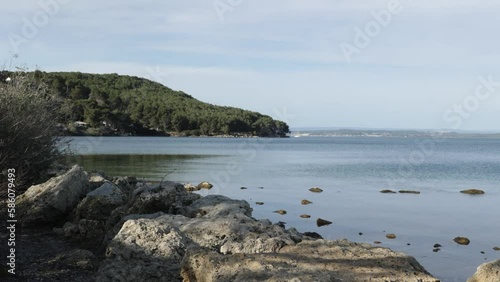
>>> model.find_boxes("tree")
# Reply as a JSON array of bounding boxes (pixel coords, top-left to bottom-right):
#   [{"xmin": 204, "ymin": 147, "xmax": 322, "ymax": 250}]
[{"xmin": 0, "ymin": 71, "xmax": 65, "ymax": 194}]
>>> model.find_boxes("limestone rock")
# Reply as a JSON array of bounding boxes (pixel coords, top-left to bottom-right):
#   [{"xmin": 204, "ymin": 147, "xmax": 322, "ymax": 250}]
[
  {"xmin": 88, "ymin": 171, "xmax": 107, "ymax": 190},
  {"xmin": 386, "ymin": 234, "xmax": 397, "ymax": 239},
  {"xmin": 274, "ymin": 209, "xmax": 287, "ymax": 215},
  {"xmin": 184, "ymin": 183, "xmax": 200, "ymax": 191},
  {"xmin": 454, "ymin": 236, "xmax": 471, "ymax": 245},
  {"xmin": 17, "ymin": 165, "xmax": 89, "ymax": 226},
  {"xmin": 460, "ymin": 189, "xmax": 485, "ymax": 195},
  {"xmin": 467, "ymin": 259, "xmax": 500, "ymax": 282},
  {"xmin": 184, "ymin": 195, "xmax": 252, "ymax": 218},
  {"xmin": 181, "ymin": 239, "xmax": 439, "ymax": 282},
  {"xmin": 309, "ymin": 187, "xmax": 323, "ymax": 193},
  {"xmin": 75, "ymin": 182, "xmax": 127, "ymax": 220},
  {"xmin": 97, "ymin": 218, "xmax": 192, "ymax": 282},
  {"xmin": 197, "ymin": 181, "xmax": 213, "ymax": 189},
  {"xmin": 125, "ymin": 181, "xmax": 201, "ymax": 215}
]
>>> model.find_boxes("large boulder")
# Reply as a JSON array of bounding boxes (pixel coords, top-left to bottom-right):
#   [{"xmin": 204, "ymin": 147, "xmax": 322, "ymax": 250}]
[
  {"xmin": 75, "ymin": 182, "xmax": 127, "ymax": 220},
  {"xmin": 125, "ymin": 181, "xmax": 201, "ymax": 215},
  {"xmin": 181, "ymin": 239, "xmax": 439, "ymax": 282},
  {"xmin": 129, "ymin": 196, "xmax": 302, "ymax": 255},
  {"xmin": 97, "ymin": 218, "xmax": 193, "ymax": 282},
  {"xmin": 17, "ymin": 165, "xmax": 89, "ymax": 226},
  {"xmin": 467, "ymin": 259, "xmax": 500, "ymax": 282}
]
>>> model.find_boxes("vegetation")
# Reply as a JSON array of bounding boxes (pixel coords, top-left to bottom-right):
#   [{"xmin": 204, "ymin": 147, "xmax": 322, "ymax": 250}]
[
  {"xmin": 0, "ymin": 71, "xmax": 66, "ymax": 193},
  {"xmin": 0, "ymin": 71, "xmax": 290, "ymax": 137}
]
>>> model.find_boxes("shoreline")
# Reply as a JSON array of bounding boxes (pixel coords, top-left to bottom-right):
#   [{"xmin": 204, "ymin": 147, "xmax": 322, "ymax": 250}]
[
  {"xmin": 2, "ymin": 165, "xmax": 498, "ymax": 281},
  {"xmin": 0, "ymin": 166, "xmax": 440, "ymax": 281}
]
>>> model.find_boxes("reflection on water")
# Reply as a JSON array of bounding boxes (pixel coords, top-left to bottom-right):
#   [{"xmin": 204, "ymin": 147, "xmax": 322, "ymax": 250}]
[{"xmin": 68, "ymin": 154, "xmax": 216, "ymax": 181}]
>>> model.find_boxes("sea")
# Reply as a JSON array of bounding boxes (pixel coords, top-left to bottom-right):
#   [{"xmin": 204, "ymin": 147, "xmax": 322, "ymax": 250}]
[{"xmin": 65, "ymin": 136, "xmax": 500, "ymax": 282}]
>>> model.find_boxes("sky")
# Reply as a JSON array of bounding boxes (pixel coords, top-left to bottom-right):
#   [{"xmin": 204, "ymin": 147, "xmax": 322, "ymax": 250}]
[{"xmin": 1, "ymin": 0, "xmax": 500, "ymax": 131}]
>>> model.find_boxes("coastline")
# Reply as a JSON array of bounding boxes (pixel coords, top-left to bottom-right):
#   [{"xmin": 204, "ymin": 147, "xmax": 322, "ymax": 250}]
[{"xmin": 0, "ymin": 166, "xmax": 443, "ymax": 281}]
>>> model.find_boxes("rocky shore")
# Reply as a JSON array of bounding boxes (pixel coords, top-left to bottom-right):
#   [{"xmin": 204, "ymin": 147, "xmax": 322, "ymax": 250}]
[{"xmin": 1, "ymin": 165, "xmax": 498, "ymax": 281}]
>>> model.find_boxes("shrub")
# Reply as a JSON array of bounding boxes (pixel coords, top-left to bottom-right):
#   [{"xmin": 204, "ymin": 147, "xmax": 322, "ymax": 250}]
[{"xmin": 0, "ymin": 71, "xmax": 65, "ymax": 194}]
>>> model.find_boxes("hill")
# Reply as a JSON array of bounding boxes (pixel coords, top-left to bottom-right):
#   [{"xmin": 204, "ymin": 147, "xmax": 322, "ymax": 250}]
[{"xmin": 1, "ymin": 71, "xmax": 289, "ymax": 137}]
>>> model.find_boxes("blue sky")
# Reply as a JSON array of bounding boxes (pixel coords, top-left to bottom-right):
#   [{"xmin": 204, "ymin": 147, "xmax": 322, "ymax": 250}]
[{"xmin": 2, "ymin": 0, "xmax": 500, "ymax": 131}]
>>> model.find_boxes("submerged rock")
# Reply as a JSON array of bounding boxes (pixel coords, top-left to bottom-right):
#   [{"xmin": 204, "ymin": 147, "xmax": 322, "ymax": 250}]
[
  {"xmin": 301, "ymin": 199, "xmax": 313, "ymax": 205},
  {"xmin": 386, "ymin": 234, "xmax": 397, "ymax": 239},
  {"xmin": 197, "ymin": 181, "xmax": 213, "ymax": 189},
  {"xmin": 460, "ymin": 189, "xmax": 485, "ymax": 195},
  {"xmin": 255, "ymin": 202, "xmax": 264, "ymax": 205},
  {"xmin": 493, "ymin": 247, "xmax": 500, "ymax": 251},
  {"xmin": 454, "ymin": 236, "xmax": 471, "ymax": 245},
  {"xmin": 309, "ymin": 187, "xmax": 323, "ymax": 193},
  {"xmin": 467, "ymin": 259, "xmax": 500, "ymax": 282},
  {"xmin": 184, "ymin": 183, "xmax": 200, "ymax": 191},
  {"xmin": 17, "ymin": 165, "xmax": 89, "ymax": 226},
  {"xmin": 181, "ymin": 239, "xmax": 439, "ymax": 282},
  {"xmin": 380, "ymin": 189, "xmax": 397, "ymax": 193},
  {"xmin": 399, "ymin": 190, "xmax": 421, "ymax": 194},
  {"xmin": 316, "ymin": 218, "xmax": 332, "ymax": 227}
]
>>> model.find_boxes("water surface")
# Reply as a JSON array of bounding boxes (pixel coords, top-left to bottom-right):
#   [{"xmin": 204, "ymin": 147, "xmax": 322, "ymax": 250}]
[{"xmin": 65, "ymin": 136, "xmax": 500, "ymax": 281}]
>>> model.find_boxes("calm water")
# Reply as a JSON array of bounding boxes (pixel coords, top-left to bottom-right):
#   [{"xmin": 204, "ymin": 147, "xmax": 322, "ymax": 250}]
[{"xmin": 66, "ymin": 136, "xmax": 500, "ymax": 281}]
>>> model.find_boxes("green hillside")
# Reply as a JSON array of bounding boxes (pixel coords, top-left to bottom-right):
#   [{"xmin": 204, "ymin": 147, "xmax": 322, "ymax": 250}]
[{"xmin": 1, "ymin": 71, "xmax": 289, "ymax": 137}]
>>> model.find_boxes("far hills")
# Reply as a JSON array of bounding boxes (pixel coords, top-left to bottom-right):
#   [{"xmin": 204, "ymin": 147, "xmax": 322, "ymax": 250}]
[{"xmin": 0, "ymin": 71, "xmax": 289, "ymax": 137}]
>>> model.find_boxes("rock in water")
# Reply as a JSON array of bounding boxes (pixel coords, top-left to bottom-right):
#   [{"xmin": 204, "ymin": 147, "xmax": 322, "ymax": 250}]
[
  {"xmin": 380, "ymin": 189, "xmax": 397, "ymax": 193},
  {"xmin": 316, "ymin": 218, "xmax": 332, "ymax": 227},
  {"xmin": 460, "ymin": 189, "xmax": 485, "ymax": 195},
  {"xmin": 300, "ymin": 214, "xmax": 311, "ymax": 218},
  {"xmin": 493, "ymin": 247, "xmax": 500, "ymax": 251},
  {"xmin": 399, "ymin": 190, "xmax": 421, "ymax": 194},
  {"xmin": 184, "ymin": 183, "xmax": 200, "ymax": 191},
  {"xmin": 274, "ymin": 210, "xmax": 287, "ymax": 215},
  {"xmin": 467, "ymin": 259, "xmax": 500, "ymax": 282},
  {"xmin": 301, "ymin": 199, "xmax": 313, "ymax": 205},
  {"xmin": 309, "ymin": 187, "xmax": 323, "ymax": 193},
  {"xmin": 255, "ymin": 202, "xmax": 264, "ymax": 205},
  {"xmin": 386, "ymin": 234, "xmax": 397, "ymax": 239},
  {"xmin": 454, "ymin": 236, "xmax": 471, "ymax": 245},
  {"xmin": 198, "ymin": 181, "xmax": 213, "ymax": 189},
  {"xmin": 17, "ymin": 165, "xmax": 89, "ymax": 226}
]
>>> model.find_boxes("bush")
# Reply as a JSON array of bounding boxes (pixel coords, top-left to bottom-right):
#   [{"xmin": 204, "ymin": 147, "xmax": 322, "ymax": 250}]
[{"xmin": 0, "ymin": 71, "xmax": 65, "ymax": 194}]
